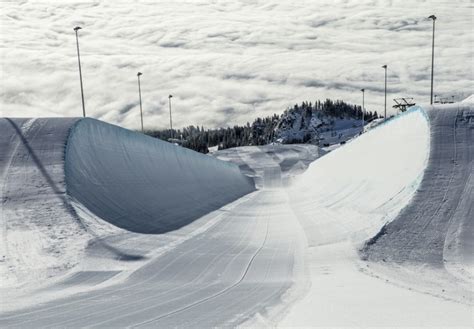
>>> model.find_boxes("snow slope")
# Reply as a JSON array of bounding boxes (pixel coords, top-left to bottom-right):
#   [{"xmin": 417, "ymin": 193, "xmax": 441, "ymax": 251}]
[
  {"xmin": 1, "ymin": 102, "xmax": 472, "ymax": 327},
  {"xmin": 0, "ymin": 118, "xmax": 87, "ymax": 289},
  {"xmin": 461, "ymin": 94, "xmax": 474, "ymax": 104},
  {"xmin": 279, "ymin": 104, "xmax": 473, "ymax": 327},
  {"xmin": 66, "ymin": 118, "xmax": 255, "ymax": 233},
  {"xmin": 0, "ymin": 127, "xmax": 306, "ymax": 327},
  {"xmin": 0, "ymin": 117, "xmax": 254, "ymax": 295},
  {"xmin": 288, "ymin": 107, "xmax": 431, "ymax": 247},
  {"xmin": 214, "ymin": 144, "xmax": 321, "ymax": 188},
  {"xmin": 361, "ymin": 102, "xmax": 474, "ymax": 303}
]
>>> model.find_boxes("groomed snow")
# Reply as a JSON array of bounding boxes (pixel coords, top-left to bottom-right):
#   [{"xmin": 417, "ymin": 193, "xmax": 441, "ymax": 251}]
[
  {"xmin": 1, "ymin": 117, "xmax": 256, "ymax": 314},
  {"xmin": 288, "ymin": 107, "xmax": 431, "ymax": 247},
  {"xmin": 66, "ymin": 118, "xmax": 255, "ymax": 233},
  {"xmin": 214, "ymin": 144, "xmax": 321, "ymax": 188},
  {"xmin": 361, "ymin": 102, "xmax": 473, "ymax": 304},
  {"xmin": 0, "ymin": 118, "xmax": 87, "ymax": 292},
  {"xmin": 1, "ymin": 103, "xmax": 472, "ymax": 327},
  {"xmin": 278, "ymin": 105, "xmax": 473, "ymax": 327}
]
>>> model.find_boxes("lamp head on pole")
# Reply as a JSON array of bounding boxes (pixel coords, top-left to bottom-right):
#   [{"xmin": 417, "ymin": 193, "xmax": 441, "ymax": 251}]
[
  {"xmin": 428, "ymin": 15, "xmax": 437, "ymax": 21},
  {"xmin": 382, "ymin": 64, "xmax": 387, "ymax": 69},
  {"xmin": 169, "ymin": 94, "xmax": 173, "ymax": 99},
  {"xmin": 361, "ymin": 88, "xmax": 365, "ymax": 93},
  {"xmin": 137, "ymin": 72, "xmax": 142, "ymax": 77},
  {"xmin": 73, "ymin": 26, "xmax": 82, "ymax": 32}
]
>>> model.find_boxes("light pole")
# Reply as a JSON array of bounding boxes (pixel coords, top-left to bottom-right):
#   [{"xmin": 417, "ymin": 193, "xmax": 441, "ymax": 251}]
[
  {"xmin": 361, "ymin": 88, "xmax": 365, "ymax": 129},
  {"xmin": 168, "ymin": 95, "xmax": 173, "ymax": 139},
  {"xmin": 382, "ymin": 64, "xmax": 387, "ymax": 120},
  {"xmin": 74, "ymin": 26, "xmax": 86, "ymax": 117},
  {"xmin": 428, "ymin": 15, "xmax": 437, "ymax": 105},
  {"xmin": 137, "ymin": 72, "xmax": 144, "ymax": 133}
]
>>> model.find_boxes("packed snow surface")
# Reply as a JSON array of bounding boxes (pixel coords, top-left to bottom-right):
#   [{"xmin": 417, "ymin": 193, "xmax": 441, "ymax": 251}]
[
  {"xmin": 213, "ymin": 144, "xmax": 322, "ymax": 188},
  {"xmin": 1, "ymin": 102, "xmax": 472, "ymax": 328},
  {"xmin": 280, "ymin": 104, "xmax": 473, "ymax": 327},
  {"xmin": 66, "ymin": 118, "xmax": 255, "ymax": 233},
  {"xmin": 0, "ymin": 118, "xmax": 256, "ymax": 316},
  {"xmin": 0, "ymin": 118, "xmax": 85, "ymax": 289},
  {"xmin": 361, "ymin": 103, "xmax": 473, "ymax": 303},
  {"xmin": 0, "ymin": 120, "xmax": 308, "ymax": 327}
]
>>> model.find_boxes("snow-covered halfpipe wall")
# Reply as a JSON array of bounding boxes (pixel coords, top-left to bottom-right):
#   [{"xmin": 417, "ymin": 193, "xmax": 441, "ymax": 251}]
[
  {"xmin": 65, "ymin": 118, "xmax": 255, "ymax": 234},
  {"xmin": 362, "ymin": 103, "xmax": 473, "ymax": 275},
  {"xmin": 288, "ymin": 106, "xmax": 431, "ymax": 247}
]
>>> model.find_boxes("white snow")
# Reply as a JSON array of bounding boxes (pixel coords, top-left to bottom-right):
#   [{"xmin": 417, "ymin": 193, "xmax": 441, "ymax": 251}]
[
  {"xmin": 214, "ymin": 144, "xmax": 321, "ymax": 188},
  {"xmin": 278, "ymin": 106, "xmax": 473, "ymax": 327},
  {"xmin": 289, "ymin": 107, "xmax": 430, "ymax": 247},
  {"xmin": 0, "ymin": 118, "xmax": 88, "ymax": 293},
  {"xmin": 0, "ymin": 117, "xmax": 255, "ymax": 312},
  {"xmin": 66, "ymin": 118, "xmax": 255, "ymax": 234},
  {"xmin": 207, "ymin": 145, "xmax": 219, "ymax": 153},
  {"xmin": 1, "ymin": 103, "xmax": 472, "ymax": 327},
  {"xmin": 461, "ymin": 94, "xmax": 474, "ymax": 104}
]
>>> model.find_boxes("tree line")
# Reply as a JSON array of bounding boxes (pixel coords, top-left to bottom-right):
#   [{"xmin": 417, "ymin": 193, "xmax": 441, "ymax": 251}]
[{"xmin": 144, "ymin": 99, "xmax": 379, "ymax": 154}]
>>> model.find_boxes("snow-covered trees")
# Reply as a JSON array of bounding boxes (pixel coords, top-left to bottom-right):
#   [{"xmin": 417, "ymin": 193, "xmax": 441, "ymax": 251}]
[{"xmin": 145, "ymin": 99, "xmax": 378, "ymax": 153}]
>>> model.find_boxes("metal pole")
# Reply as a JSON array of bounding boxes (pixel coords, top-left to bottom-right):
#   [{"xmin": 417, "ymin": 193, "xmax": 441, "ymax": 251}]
[
  {"xmin": 168, "ymin": 95, "xmax": 173, "ymax": 139},
  {"xmin": 429, "ymin": 15, "xmax": 437, "ymax": 105},
  {"xmin": 382, "ymin": 65, "xmax": 387, "ymax": 120},
  {"xmin": 74, "ymin": 26, "xmax": 86, "ymax": 117},
  {"xmin": 137, "ymin": 72, "xmax": 143, "ymax": 133},
  {"xmin": 361, "ymin": 88, "xmax": 365, "ymax": 128}
]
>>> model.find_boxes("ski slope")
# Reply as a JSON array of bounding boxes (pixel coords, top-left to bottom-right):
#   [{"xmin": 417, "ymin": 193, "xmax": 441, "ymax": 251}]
[
  {"xmin": 280, "ymin": 103, "xmax": 473, "ymax": 327},
  {"xmin": 1, "ymin": 101, "xmax": 472, "ymax": 327}
]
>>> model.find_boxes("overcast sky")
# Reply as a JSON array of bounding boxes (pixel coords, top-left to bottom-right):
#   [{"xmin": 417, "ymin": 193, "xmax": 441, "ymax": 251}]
[{"xmin": 1, "ymin": 0, "xmax": 473, "ymax": 130}]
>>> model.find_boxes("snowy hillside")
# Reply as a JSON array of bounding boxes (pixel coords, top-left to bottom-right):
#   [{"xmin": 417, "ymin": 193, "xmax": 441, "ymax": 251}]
[
  {"xmin": 275, "ymin": 101, "xmax": 370, "ymax": 145},
  {"xmin": 1, "ymin": 102, "xmax": 472, "ymax": 328}
]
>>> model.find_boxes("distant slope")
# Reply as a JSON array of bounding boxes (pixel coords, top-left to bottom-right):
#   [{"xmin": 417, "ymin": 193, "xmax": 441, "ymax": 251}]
[
  {"xmin": 275, "ymin": 101, "xmax": 368, "ymax": 145},
  {"xmin": 66, "ymin": 118, "xmax": 255, "ymax": 234},
  {"xmin": 213, "ymin": 144, "xmax": 322, "ymax": 188}
]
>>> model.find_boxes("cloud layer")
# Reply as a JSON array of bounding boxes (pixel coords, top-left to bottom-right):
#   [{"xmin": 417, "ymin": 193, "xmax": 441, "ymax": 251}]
[{"xmin": 1, "ymin": 0, "xmax": 473, "ymax": 130}]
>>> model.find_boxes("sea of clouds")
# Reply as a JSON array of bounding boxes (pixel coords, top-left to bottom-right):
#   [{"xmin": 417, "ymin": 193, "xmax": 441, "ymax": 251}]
[{"xmin": 1, "ymin": 0, "xmax": 472, "ymax": 130}]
